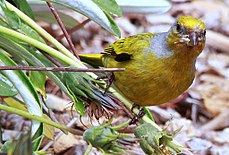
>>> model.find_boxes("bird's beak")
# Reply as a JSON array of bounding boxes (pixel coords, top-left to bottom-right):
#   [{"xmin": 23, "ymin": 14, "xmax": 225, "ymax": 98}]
[{"xmin": 189, "ymin": 32, "xmax": 198, "ymax": 46}]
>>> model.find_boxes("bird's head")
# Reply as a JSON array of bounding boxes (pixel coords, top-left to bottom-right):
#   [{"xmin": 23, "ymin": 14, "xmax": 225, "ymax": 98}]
[{"xmin": 168, "ymin": 16, "xmax": 206, "ymax": 51}]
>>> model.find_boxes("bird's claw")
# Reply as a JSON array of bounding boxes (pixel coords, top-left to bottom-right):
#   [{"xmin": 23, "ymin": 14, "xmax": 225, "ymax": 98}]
[
  {"xmin": 97, "ymin": 73, "xmax": 115, "ymax": 95},
  {"xmin": 129, "ymin": 107, "xmax": 145, "ymax": 125}
]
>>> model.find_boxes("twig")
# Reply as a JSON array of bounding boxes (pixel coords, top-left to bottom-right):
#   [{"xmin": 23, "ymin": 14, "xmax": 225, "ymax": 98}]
[
  {"xmin": 56, "ymin": 19, "xmax": 91, "ymax": 41},
  {"xmin": 40, "ymin": 51, "xmax": 62, "ymax": 67},
  {"xmin": 0, "ymin": 66, "xmax": 125, "ymax": 72},
  {"xmin": 46, "ymin": 2, "xmax": 80, "ymax": 59}
]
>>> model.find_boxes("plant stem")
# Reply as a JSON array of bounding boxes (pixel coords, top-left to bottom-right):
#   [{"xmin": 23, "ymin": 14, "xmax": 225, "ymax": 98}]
[
  {"xmin": 84, "ymin": 143, "xmax": 92, "ymax": 155},
  {"xmin": 40, "ymin": 51, "xmax": 63, "ymax": 67},
  {"xmin": 5, "ymin": 1, "xmax": 78, "ymax": 62},
  {"xmin": 5, "ymin": 1, "xmax": 99, "ymax": 80},
  {"xmin": 111, "ymin": 120, "xmax": 130, "ymax": 130},
  {"xmin": 0, "ymin": 26, "xmax": 80, "ymax": 67},
  {"xmin": 46, "ymin": 2, "xmax": 80, "ymax": 59},
  {"xmin": 111, "ymin": 90, "xmax": 161, "ymax": 131},
  {"xmin": 0, "ymin": 66, "xmax": 125, "ymax": 72},
  {"xmin": 0, "ymin": 103, "xmax": 82, "ymax": 135}
]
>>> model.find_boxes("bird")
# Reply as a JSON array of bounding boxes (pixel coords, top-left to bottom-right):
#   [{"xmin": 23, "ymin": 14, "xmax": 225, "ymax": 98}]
[{"xmin": 79, "ymin": 16, "xmax": 206, "ymax": 106}]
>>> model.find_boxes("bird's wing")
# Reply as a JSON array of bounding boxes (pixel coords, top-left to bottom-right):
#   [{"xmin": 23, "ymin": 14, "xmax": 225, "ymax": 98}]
[{"xmin": 104, "ymin": 33, "xmax": 155, "ymax": 62}]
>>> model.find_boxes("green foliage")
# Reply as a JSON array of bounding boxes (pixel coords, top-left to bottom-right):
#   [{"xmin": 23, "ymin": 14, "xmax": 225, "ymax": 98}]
[
  {"xmin": 134, "ymin": 123, "xmax": 183, "ymax": 155},
  {"xmin": 29, "ymin": 71, "xmax": 46, "ymax": 97},
  {"xmin": 1, "ymin": 141, "xmax": 12, "ymax": 153},
  {"xmin": 83, "ymin": 122, "xmax": 127, "ymax": 154},
  {"xmin": 64, "ymin": 72, "xmax": 119, "ymax": 115},
  {"xmin": 6, "ymin": 0, "xmax": 35, "ymax": 19},
  {"xmin": 0, "ymin": 0, "xmax": 21, "ymax": 29},
  {"xmin": 0, "ymin": 51, "xmax": 43, "ymax": 151},
  {"xmin": 0, "ymin": 0, "xmax": 123, "ymax": 153},
  {"xmin": 44, "ymin": 0, "xmax": 121, "ymax": 37},
  {"xmin": 92, "ymin": 0, "xmax": 122, "ymax": 17},
  {"xmin": 0, "ymin": 73, "xmax": 17, "ymax": 96}
]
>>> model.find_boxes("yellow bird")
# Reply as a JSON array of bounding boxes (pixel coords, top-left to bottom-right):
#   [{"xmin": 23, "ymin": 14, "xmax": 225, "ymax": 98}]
[{"xmin": 80, "ymin": 16, "xmax": 206, "ymax": 106}]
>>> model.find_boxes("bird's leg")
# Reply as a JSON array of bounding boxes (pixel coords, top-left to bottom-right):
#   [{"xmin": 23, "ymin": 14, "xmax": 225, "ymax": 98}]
[
  {"xmin": 131, "ymin": 103, "xmax": 141, "ymax": 112},
  {"xmin": 97, "ymin": 73, "xmax": 115, "ymax": 95},
  {"xmin": 129, "ymin": 105, "xmax": 146, "ymax": 125}
]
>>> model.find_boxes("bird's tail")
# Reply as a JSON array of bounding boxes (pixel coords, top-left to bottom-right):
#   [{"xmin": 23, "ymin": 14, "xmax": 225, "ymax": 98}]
[{"xmin": 79, "ymin": 54, "xmax": 104, "ymax": 67}]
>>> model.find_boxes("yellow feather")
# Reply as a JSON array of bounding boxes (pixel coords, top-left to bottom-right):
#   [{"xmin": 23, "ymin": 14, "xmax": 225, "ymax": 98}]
[{"xmin": 79, "ymin": 16, "xmax": 206, "ymax": 106}]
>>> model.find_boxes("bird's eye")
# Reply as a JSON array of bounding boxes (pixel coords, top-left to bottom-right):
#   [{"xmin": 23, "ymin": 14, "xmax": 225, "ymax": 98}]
[
  {"xmin": 176, "ymin": 23, "xmax": 182, "ymax": 33},
  {"xmin": 203, "ymin": 29, "xmax": 206, "ymax": 36}
]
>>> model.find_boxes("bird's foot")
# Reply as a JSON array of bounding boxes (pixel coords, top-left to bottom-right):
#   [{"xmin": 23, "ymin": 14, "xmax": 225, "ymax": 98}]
[
  {"xmin": 129, "ymin": 107, "xmax": 145, "ymax": 125},
  {"xmin": 131, "ymin": 103, "xmax": 141, "ymax": 112},
  {"xmin": 97, "ymin": 73, "xmax": 114, "ymax": 95}
]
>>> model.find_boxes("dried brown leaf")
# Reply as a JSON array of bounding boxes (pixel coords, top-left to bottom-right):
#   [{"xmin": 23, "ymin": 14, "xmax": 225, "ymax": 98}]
[
  {"xmin": 54, "ymin": 133, "xmax": 85, "ymax": 153},
  {"xmin": 198, "ymin": 84, "xmax": 229, "ymax": 115}
]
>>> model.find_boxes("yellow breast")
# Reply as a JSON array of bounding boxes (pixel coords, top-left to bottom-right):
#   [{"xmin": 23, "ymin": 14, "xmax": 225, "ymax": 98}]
[{"xmin": 104, "ymin": 49, "xmax": 196, "ymax": 106}]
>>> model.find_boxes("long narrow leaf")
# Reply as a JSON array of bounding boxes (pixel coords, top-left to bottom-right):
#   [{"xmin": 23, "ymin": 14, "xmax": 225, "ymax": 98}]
[
  {"xmin": 0, "ymin": 51, "xmax": 43, "ymax": 150},
  {"xmin": 9, "ymin": 0, "xmax": 35, "ymax": 19},
  {"xmin": 0, "ymin": 73, "xmax": 17, "ymax": 96},
  {"xmin": 0, "ymin": 36, "xmax": 80, "ymax": 115},
  {"xmin": 45, "ymin": 0, "xmax": 121, "ymax": 37},
  {"xmin": 30, "ymin": 71, "xmax": 46, "ymax": 97},
  {"xmin": 0, "ymin": 0, "xmax": 21, "ymax": 29},
  {"xmin": 92, "ymin": 0, "xmax": 122, "ymax": 17}
]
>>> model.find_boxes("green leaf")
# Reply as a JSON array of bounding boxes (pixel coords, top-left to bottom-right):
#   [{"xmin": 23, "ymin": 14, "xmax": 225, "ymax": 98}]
[
  {"xmin": 134, "ymin": 123, "xmax": 182, "ymax": 155},
  {"xmin": 0, "ymin": 0, "xmax": 21, "ymax": 29},
  {"xmin": 1, "ymin": 141, "xmax": 12, "ymax": 153},
  {"xmin": 0, "ymin": 36, "xmax": 80, "ymax": 117},
  {"xmin": 92, "ymin": 0, "xmax": 122, "ymax": 17},
  {"xmin": 0, "ymin": 1, "xmax": 45, "ymax": 43},
  {"xmin": 0, "ymin": 52, "xmax": 42, "ymax": 111},
  {"xmin": 0, "ymin": 73, "xmax": 17, "ymax": 96},
  {"xmin": 0, "ymin": 51, "xmax": 43, "ymax": 151},
  {"xmin": 34, "ymin": 150, "xmax": 51, "ymax": 155},
  {"xmin": 143, "ymin": 106, "xmax": 155, "ymax": 122},
  {"xmin": 0, "ymin": 34, "xmax": 85, "ymax": 119},
  {"xmin": 116, "ymin": 0, "xmax": 171, "ymax": 14},
  {"xmin": 63, "ymin": 72, "xmax": 119, "ymax": 114},
  {"xmin": 44, "ymin": 0, "xmax": 121, "ymax": 37},
  {"xmin": 83, "ymin": 124, "xmax": 126, "ymax": 154},
  {"xmin": 4, "ymin": 97, "xmax": 27, "ymax": 111},
  {"xmin": 20, "ymin": 23, "xmax": 46, "ymax": 43},
  {"xmin": 104, "ymin": 11, "xmax": 121, "ymax": 39},
  {"xmin": 30, "ymin": 71, "xmax": 46, "ymax": 97},
  {"xmin": 8, "ymin": 0, "xmax": 35, "ymax": 20},
  {"xmin": 68, "ymin": 88, "xmax": 85, "ymax": 116},
  {"xmin": 43, "ymin": 114, "xmax": 55, "ymax": 140},
  {"xmin": 64, "ymin": 72, "xmax": 87, "ymax": 115}
]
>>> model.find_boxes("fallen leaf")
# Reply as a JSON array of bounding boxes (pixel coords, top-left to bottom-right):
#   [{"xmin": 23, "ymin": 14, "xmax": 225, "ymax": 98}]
[
  {"xmin": 198, "ymin": 84, "xmax": 229, "ymax": 115},
  {"xmin": 54, "ymin": 133, "xmax": 85, "ymax": 153}
]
